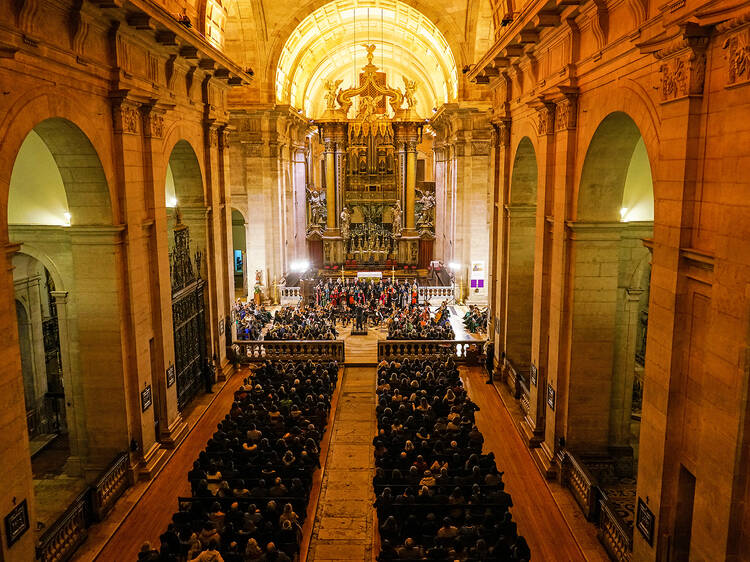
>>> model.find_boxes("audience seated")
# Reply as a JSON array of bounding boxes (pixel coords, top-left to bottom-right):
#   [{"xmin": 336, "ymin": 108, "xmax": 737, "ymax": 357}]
[
  {"xmin": 373, "ymin": 358, "xmax": 529, "ymax": 561},
  {"xmin": 233, "ymin": 300, "xmax": 272, "ymax": 341},
  {"xmin": 155, "ymin": 360, "xmax": 338, "ymax": 561}
]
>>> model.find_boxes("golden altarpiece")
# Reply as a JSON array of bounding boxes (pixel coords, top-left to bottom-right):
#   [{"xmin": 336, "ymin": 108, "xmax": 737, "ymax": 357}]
[{"xmin": 306, "ymin": 46, "xmax": 435, "ymax": 270}]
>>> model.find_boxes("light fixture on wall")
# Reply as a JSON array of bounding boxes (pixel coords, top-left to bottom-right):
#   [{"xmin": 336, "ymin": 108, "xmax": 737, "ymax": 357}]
[
  {"xmin": 63, "ymin": 212, "xmax": 71, "ymax": 226},
  {"xmin": 167, "ymin": 196, "xmax": 178, "ymax": 208},
  {"xmin": 619, "ymin": 207, "xmax": 628, "ymax": 221},
  {"xmin": 290, "ymin": 260, "xmax": 310, "ymax": 272},
  {"xmin": 448, "ymin": 262, "xmax": 461, "ymax": 271}
]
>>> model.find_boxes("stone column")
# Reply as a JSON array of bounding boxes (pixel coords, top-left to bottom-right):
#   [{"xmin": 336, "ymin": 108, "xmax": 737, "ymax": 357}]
[
  {"xmin": 405, "ymin": 140, "xmax": 417, "ymax": 230},
  {"xmin": 324, "ymin": 140, "xmax": 336, "ymax": 230}
]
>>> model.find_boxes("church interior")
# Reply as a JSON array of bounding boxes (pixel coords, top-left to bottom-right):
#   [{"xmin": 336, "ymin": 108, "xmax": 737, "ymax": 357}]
[{"xmin": 1, "ymin": 0, "xmax": 750, "ymax": 560}]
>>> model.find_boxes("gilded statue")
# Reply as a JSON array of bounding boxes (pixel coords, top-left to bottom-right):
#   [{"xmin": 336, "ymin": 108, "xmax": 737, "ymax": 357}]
[
  {"xmin": 340, "ymin": 206, "xmax": 352, "ymax": 239},
  {"xmin": 306, "ymin": 186, "xmax": 326, "ymax": 228},
  {"xmin": 391, "ymin": 200, "xmax": 403, "ymax": 237},
  {"xmin": 357, "ymin": 95, "xmax": 378, "ymax": 121},
  {"xmin": 324, "ymin": 79, "xmax": 343, "ymax": 110},
  {"xmin": 402, "ymin": 76, "xmax": 418, "ymax": 109},
  {"xmin": 363, "ymin": 43, "xmax": 376, "ymax": 65}
]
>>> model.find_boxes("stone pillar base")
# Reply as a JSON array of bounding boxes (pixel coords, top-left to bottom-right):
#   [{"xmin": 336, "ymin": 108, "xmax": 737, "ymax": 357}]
[
  {"xmin": 219, "ymin": 358, "xmax": 234, "ymax": 381},
  {"xmin": 520, "ymin": 417, "xmax": 545, "ymax": 449},
  {"xmin": 531, "ymin": 441, "xmax": 558, "ymax": 480},
  {"xmin": 138, "ymin": 441, "xmax": 169, "ymax": 480},
  {"xmin": 160, "ymin": 414, "xmax": 188, "ymax": 449}
]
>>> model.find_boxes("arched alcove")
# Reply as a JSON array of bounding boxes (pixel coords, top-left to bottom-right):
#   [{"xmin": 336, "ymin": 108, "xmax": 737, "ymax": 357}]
[
  {"xmin": 566, "ymin": 112, "xmax": 655, "ymax": 539},
  {"xmin": 502, "ymin": 137, "xmax": 538, "ymax": 384},
  {"xmin": 6, "ymin": 118, "xmax": 127, "ymax": 491}
]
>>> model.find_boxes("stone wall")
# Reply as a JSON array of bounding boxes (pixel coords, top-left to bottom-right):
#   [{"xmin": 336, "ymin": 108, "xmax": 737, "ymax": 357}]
[{"xmin": 477, "ymin": 0, "xmax": 750, "ymax": 558}]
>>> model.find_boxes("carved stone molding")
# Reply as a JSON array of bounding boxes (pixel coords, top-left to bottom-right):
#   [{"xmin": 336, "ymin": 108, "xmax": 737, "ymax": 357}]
[
  {"xmin": 324, "ymin": 140, "xmax": 336, "ymax": 152},
  {"xmin": 537, "ymin": 104, "xmax": 556, "ymax": 136},
  {"xmin": 555, "ymin": 95, "xmax": 578, "ymax": 131},
  {"xmin": 722, "ymin": 25, "xmax": 750, "ymax": 87},
  {"xmin": 15, "ymin": 0, "xmax": 40, "ymax": 36},
  {"xmin": 112, "ymin": 101, "xmax": 140, "ymax": 135},
  {"xmin": 405, "ymin": 140, "xmax": 418, "ymax": 153},
  {"xmin": 471, "ymin": 141, "xmax": 491, "ymax": 156},
  {"xmin": 207, "ymin": 127, "xmax": 219, "ymax": 147},
  {"xmin": 640, "ymin": 23, "xmax": 711, "ymax": 102},
  {"xmin": 220, "ymin": 128, "xmax": 231, "ymax": 150},
  {"xmin": 492, "ymin": 118, "xmax": 511, "ymax": 148},
  {"xmin": 70, "ymin": 4, "xmax": 91, "ymax": 56},
  {"xmin": 140, "ymin": 107, "xmax": 164, "ymax": 138}
]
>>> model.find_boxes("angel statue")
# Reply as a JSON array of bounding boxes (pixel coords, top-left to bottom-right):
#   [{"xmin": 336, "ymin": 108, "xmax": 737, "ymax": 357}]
[
  {"xmin": 391, "ymin": 200, "xmax": 403, "ymax": 237},
  {"xmin": 323, "ymin": 79, "xmax": 343, "ymax": 110},
  {"xmin": 402, "ymin": 76, "xmax": 419, "ymax": 109},
  {"xmin": 340, "ymin": 205, "xmax": 352, "ymax": 240},
  {"xmin": 363, "ymin": 43, "xmax": 376, "ymax": 65}
]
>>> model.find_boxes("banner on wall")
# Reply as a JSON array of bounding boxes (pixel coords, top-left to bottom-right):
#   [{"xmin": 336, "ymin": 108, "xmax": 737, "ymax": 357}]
[{"xmin": 470, "ymin": 261, "xmax": 485, "ymax": 289}]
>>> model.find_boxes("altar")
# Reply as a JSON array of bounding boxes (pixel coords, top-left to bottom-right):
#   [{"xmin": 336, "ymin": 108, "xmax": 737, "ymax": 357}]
[{"xmin": 305, "ymin": 46, "xmax": 435, "ymax": 272}]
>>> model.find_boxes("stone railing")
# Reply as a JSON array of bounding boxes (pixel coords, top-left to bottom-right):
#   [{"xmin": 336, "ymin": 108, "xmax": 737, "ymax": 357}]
[
  {"xmin": 377, "ymin": 340, "xmax": 484, "ymax": 363},
  {"xmin": 598, "ymin": 499, "xmax": 633, "ymax": 562},
  {"xmin": 231, "ymin": 340, "xmax": 345, "ymax": 363},
  {"xmin": 418, "ymin": 285, "xmax": 455, "ymax": 303},
  {"xmin": 91, "ymin": 451, "xmax": 130, "ymax": 521},
  {"xmin": 560, "ymin": 450, "xmax": 601, "ymax": 521},
  {"xmin": 36, "ymin": 489, "xmax": 89, "ymax": 562},
  {"xmin": 280, "ymin": 286, "xmax": 302, "ymax": 304}
]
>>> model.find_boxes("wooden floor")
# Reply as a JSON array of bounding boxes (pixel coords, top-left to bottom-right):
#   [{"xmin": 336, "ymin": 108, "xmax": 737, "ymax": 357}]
[
  {"xmin": 80, "ymin": 319, "xmax": 608, "ymax": 562},
  {"xmin": 461, "ymin": 366, "xmax": 609, "ymax": 561}
]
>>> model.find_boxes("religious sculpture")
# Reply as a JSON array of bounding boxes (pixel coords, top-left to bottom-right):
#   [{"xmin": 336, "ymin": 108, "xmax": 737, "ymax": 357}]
[
  {"xmin": 306, "ymin": 186, "xmax": 327, "ymax": 230},
  {"xmin": 392, "ymin": 200, "xmax": 403, "ymax": 237},
  {"xmin": 402, "ymin": 76, "xmax": 419, "ymax": 109},
  {"xmin": 416, "ymin": 188, "xmax": 436, "ymax": 229},
  {"xmin": 357, "ymin": 95, "xmax": 378, "ymax": 121},
  {"xmin": 363, "ymin": 43, "xmax": 376, "ymax": 65},
  {"xmin": 323, "ymin": 79, "xmax": 343, "ymax": 110},
  {"xmin": 340, "ymin": 205, "xmax": 351, "ymax": 239}
]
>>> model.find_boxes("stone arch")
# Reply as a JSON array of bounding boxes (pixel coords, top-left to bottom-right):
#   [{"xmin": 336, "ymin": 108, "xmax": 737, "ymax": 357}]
[
  {"xmin": 509, "ymin": 136, "xmax": 538, "ymax": 205},
  {"xmin": 565, "ymin": 110, "xmax": 655, "ymax": 473},
  {"xmin": 3, "ymin": 117, "xmax": 127, "ymax": 472},
  {"xmin": 576, "ymin": 112, "xmax": 652, "ymax": 222},
  {"xmin": 0, "ymin": 92, "xmax": 119, "ymax": 237},
  {"xmin": 259, "ymin": 0, "xmax": 468, "ymax": 103}
]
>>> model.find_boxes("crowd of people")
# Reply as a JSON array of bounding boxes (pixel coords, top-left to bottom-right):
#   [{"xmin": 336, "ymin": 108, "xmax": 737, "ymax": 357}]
[
  {"xmin": 315, "ymin": 278, "xmax": 420, "ymax": 313},
  {"xmin": 462, "ymin": 306, "xmax": 488, "ymax": 334},
  {"xmin": 143, "ymin": 360, "xmax": 339, "ymax": 561},
  {"xmin": 372, "ymin": 358, "xmax": 530, "ymax": 561},
  {"xmin": 385, "ymin": 303, "xmax": 455, "ymax": 341},
  {"xmin": 233, "ymin": 301, "xmax": 272, "ymax": 341},
  {"xmin": 264, "ymin": 306, "xmax": 338, "ymax": 341}
]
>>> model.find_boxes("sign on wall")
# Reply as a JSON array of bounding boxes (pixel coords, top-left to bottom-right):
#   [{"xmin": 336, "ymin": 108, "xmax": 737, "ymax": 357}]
[
  {"xmin": 4, "ymin": 499, "xmax": 28, "ymax": 547},
  {"xmin": 166, "ymin": 364, "xmax": 176, "ymax": 388},
  {"xmin": 546, "ymin": 383, "xmax": 555, "ymax": 411},
  {"xmin": 530, "ymin": 364, "xmax": 538, "ymax": 386},
  {"xmin": 141, "ymin": 385, "xmax": 152, "ymax": 412},
  {"xmin": 636, "ymin": 497, "xmax": 655, "ymax": 545}
]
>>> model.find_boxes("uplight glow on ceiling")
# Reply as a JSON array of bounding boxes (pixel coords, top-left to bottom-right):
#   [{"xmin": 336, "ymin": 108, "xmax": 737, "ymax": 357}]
[{"xmin": 275, "ymin": 0, "xmax": 458, "ymax": 118}]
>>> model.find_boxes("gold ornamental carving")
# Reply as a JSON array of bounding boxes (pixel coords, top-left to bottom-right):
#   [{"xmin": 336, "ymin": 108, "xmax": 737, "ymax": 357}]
[
  {"xmin": 113, "ymin": 102, "xmax": 140, "ymax": 134},
  {"xmin": 537, "ymin": 105, "xmax": 555, "ymax": 136}
]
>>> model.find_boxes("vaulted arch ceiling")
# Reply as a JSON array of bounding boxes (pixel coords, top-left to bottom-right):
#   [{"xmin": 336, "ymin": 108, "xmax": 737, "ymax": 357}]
[{"xmin": 274, "ymin": 0, "xmax": 459, "ymax": 118}]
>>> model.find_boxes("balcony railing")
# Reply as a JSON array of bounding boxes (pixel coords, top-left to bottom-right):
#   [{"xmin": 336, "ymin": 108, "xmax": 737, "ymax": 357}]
[
  {"xmin": 280, "ymin": 286, "xmax": 302, "ymax": 304},
  {"xmin": 377, "ymin": 340, "xmax": 484, "ymax": 363},
  {"xmin": 231, "ymin": 340, "xmax": 345, "ymax": 363},
  {"xmin": 598, "ymin": 499, "xmax": 633, "ymax": 562},
  {"xmin": 417, "ymin": 285, "xmax": 455, "ymax": 303},
  {"xmin": 560, "ymin": 450, "xmax": 602, "ymax": 521}
]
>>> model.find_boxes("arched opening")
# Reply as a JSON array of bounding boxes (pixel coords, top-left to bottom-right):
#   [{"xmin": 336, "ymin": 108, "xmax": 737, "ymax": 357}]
[
  {"xmin": 274, "ymin": 0, "xmax": 459, "ymax": 117},
  {"xmin": 165, "ymin": 140, "xmax": 209, "ymax": 411},
  {"xmin": 567, "ymin": 111, "xmax": 654, "ymax": 539},
  {"xmin": 503, "ymin": 137, "xmax": 538, "ymax": 387},
  {"xmin": 7, "ymin": 117, "xmax": 125, "ymax": 531},
  {"xmin": 231, "ymin": 208, "xmax": 247, "ymax": 297}
]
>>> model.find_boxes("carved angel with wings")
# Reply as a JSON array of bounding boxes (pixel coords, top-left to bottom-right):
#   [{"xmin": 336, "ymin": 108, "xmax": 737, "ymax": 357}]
[
  {"xmin": 363, "ymin": 43, "xmax": 377, "ymax": 64},
  {"xmin": 402, "ymin": 76, "xmax": 419, "ymax": 109},
  {"xmin": 324, "ymin": 79, "xmax": 343, "ymax": 110}
]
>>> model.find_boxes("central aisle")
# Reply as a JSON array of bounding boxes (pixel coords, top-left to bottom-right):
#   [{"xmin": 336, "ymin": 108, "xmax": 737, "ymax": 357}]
[{"xmin": 305, "ymin": 332, "xmax": 378, "ymax": 561}]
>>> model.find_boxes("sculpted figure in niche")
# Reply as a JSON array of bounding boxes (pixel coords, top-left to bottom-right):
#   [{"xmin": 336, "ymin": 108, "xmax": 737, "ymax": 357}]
[
  {"xmin": 391, "ymin": 200, "xmax": 403, "ymax": 237},
  {"xmin": 403, "ymin": 76, "xmax": 418, "ymax": 109},
  {"xmin": 324, "ymin": 79, "xmax": 343, "ymax": 110},
  {"xmin": 340, "ymin": 206, "xmax": 351, "ymax": 240}
]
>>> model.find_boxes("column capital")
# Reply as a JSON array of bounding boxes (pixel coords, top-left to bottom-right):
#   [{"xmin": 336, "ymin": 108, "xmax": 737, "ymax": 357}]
[{"xmin": 50, "ymin": 290, "xmax": 69, "ymax": 304}]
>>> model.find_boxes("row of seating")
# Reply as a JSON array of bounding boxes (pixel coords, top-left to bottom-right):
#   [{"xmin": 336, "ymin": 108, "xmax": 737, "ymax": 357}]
[
  {"xmin": 373, "ymin": 358, "xmax": 530, "ymax": 561},
  {"xmin": 141, "ymin": 360, "xmax": 339, "ymax": 561}
]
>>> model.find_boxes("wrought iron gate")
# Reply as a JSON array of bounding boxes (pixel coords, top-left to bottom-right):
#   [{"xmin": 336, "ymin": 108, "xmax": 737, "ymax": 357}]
[{"xmin": 170, "ymin": 215, "xmax": 207, "ymax": 411}]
